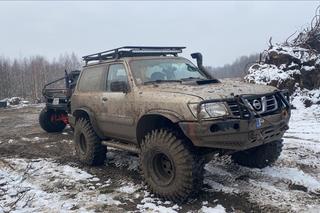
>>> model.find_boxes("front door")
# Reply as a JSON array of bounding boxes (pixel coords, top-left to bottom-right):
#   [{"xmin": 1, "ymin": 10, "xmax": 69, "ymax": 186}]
[{"xmin": 98, "ymin": 63, "xmax": 135, "ymax": 141}]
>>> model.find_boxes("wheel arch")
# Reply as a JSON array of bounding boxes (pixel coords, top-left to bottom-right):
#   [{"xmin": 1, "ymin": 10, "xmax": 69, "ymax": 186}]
[
  {"xmin": 73, "ymin": 108, "xmax": 92, "ymax": 121},
  {"xmin": 136, "ymin": 111, "xmax": 186, "ymax": 145},
  {"xmin": 72, "ymin": 108, "xmax": 105, "ymax": 139}
]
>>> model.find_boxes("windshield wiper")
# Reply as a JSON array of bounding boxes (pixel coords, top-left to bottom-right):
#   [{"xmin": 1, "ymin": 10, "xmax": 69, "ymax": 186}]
[
  {"xmin": 144, "ymin": 79, "xmax": 182, "ymax": 85},
  {"xmin": 180, "ymin": 77, "xmax": 207, "ymax": 81},
  {"xmin": 180, "ymin": 77, "xmax": 220, "ymax": 85}
]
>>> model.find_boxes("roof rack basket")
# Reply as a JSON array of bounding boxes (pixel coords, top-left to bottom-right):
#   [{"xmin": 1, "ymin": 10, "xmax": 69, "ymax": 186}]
[{"xmin": 82, "ymin": 46, "xmax": 185, "ymax": 64}]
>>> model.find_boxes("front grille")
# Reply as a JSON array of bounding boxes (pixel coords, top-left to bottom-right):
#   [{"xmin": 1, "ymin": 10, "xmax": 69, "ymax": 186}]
[
  {"xmin": 245, "ymin": 95, "xmax": 278, "ymax": 114},
  {"xmin": 265, "ymin": 95, "xmax": 278, "ymax": 111},
  {"xmin": 227, "ymin": 102, "xmax": 240, "ymax": 116},
  {"xmin": 226, "ymin": 100, "xmax": 251, "ymax": 118},
  {"xmin": 227, "ymin": 94, "xmax": 278, "ymax": 118}
]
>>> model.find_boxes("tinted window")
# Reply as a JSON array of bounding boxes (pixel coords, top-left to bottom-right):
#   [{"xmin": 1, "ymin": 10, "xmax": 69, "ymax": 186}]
[
  {"xmin": 78, "ymin": 67, "xmax": 104, "ymax": 92},
  {"xmin": 106, "ymin": 64, "xmax": 128, "ymax": 91}
]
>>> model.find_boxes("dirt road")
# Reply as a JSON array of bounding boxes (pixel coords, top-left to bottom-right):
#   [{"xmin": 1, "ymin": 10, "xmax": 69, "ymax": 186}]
[{"xmin": 0, "ymin": 104, "xmax": 319, "ymax": 212}]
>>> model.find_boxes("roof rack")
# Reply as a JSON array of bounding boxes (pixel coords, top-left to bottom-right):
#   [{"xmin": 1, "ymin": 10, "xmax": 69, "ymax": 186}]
[{"xmin": 82, "ymin": 46, "xmax": 185, "ymax": 65}]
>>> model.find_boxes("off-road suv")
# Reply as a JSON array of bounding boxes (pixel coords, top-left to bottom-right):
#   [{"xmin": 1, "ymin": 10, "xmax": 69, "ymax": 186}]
[{"xmin": 70, "ymin": 46, "xmax": 291, "ymax": 202}]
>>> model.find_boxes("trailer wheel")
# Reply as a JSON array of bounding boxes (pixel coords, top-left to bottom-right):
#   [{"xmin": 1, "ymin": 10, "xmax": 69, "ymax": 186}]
[{"xmin": 39, "ymin": 108, "xmax": 66, "ymax": 133}]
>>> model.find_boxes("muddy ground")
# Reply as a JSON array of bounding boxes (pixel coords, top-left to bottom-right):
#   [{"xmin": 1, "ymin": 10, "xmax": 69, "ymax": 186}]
[{"xmin": 0, "ymin": 105, "xmax": 319, "ymax": 212}]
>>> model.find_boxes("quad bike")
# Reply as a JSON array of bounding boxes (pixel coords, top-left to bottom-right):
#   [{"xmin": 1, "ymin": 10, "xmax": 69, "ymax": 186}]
[{"xmin": 39, "ymin": 70, "xmax": 80, "ymax": 132}]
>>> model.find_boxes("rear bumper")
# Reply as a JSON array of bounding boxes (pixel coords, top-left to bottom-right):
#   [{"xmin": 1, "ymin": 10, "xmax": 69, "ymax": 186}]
[
  {"xmin": 46, "ymin": 103, "xmax": 69, "ymax": 111},
  {"xmin": 179, "ymin": 110, "xmax": 290, "ymax": 151}
]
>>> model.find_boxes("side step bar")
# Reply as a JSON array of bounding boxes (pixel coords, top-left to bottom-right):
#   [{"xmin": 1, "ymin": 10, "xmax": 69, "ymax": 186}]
[{"xmin": 101, "ymin": 140, "xmax": 140, "ymax": 154}]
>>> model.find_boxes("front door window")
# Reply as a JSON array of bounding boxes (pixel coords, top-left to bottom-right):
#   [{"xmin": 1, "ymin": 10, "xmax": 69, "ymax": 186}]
[{"xmin": 106, "ymin": 64, "xmax": 128, "ymax": 92}]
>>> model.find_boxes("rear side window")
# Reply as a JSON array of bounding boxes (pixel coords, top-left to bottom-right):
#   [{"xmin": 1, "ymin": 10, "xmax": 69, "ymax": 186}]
[{"xmin": 78, "ymin": 67, "xmax": 104, "ymax": 92}]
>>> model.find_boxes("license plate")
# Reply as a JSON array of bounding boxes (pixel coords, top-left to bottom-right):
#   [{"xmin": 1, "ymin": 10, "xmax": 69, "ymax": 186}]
[
  {"xmin": 52, "ymin": 98, "xmax": 59, "ymax": 105},
  {"xmin": 256, "ymin": 118, "xmax": 263, "ymax": 128}
]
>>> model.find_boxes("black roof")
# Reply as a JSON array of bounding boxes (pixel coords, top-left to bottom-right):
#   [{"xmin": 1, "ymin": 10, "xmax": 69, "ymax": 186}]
[{"xmin": 82, "ymin": 46, "xmax": 185, "ymax": 64}]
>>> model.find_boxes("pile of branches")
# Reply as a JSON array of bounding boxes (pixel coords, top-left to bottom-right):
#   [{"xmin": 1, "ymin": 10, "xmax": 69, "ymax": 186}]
[
  {"xmin": 291, "ymin": 5, "xmax": 320, "ymax": 52},
  {"xmin": 245, "ymin": 5, "xmax": 320, "ymax": 96}
]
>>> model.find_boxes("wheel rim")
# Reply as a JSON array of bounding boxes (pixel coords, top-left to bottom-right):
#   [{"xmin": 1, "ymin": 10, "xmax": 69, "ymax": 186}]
[
  {"xmin": 79, "ymin": 133, "xmax": 87, "ymax": 154},
  {"xmin": 151, "ymin": 152, "xmax": 175, "ymax": 186}
]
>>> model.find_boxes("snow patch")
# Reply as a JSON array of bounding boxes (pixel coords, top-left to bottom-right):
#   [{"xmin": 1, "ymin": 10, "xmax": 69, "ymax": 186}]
[
  {"xmin": 21, "ymin": 137, "xmax": 49, "ymax": 142},
  {"xmin": 246, "ymin": 63, "xmax": 300, "ymax": 86},
  {"xmin": 262, "ymin": 167, "xmax": 320, "ymax": 193},
  {"xmin": 0, "ymin": 158, "xmax": 122, "ymax": 212},
  {"xmin": 137, "ymin": 191, "xmax": 181, "ymax": 213},
  {"xmin": 199, "ymin": 205, "xmax": 226, "ymax": 213},
  {"xmin": 117, "ymin": 182, "xmax": 139, "ymax": 194}
]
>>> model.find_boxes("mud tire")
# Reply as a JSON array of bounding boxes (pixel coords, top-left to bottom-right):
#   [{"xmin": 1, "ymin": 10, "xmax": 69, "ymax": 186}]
[
  {"xmin": 74, "ymin": 118, "xmax": 106, "ymax": 166},
  {"xmin": 140, "ymin": 129, "xmax": 204, "ymax": 202},
  {"xmin": 39, "ymin": 108, "xmax": 66, "ymax": 133},
  {"xmin": 231, "ymin": 140, "xmax": 283, "ymax": 168}
]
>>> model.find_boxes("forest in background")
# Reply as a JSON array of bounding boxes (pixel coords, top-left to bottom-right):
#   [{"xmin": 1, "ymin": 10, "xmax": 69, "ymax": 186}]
[
  {"xmin": 0, "ymin": 53, "xmax": 81, "ymax": 101},
  {"xmin": 0, "ymin": 52, "xmax": 256, "ymax": 102},
  {"xmin": 207, "ymin": 53, "xmax": 259, "ymax": 79}
]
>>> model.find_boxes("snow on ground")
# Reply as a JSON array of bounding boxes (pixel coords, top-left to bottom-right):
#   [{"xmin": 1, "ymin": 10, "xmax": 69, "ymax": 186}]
[
  {"xmin": 286, "ymin": 88, "xmax": 320, "ymax": 142},
  {"xmin": 199, "ymin": 205, "xmax": 226, "ymax": 213},
  {"xmin": 0, "ymin": 156, "xmax": 193, "ymax": 213},
  {"xmin": 137, "ymin": 192, "xmax": 181, "ymax": 213},
  {"xmin": 0, "ymin": 158, "xmax": 123, "ymax": 213},
  {"xmin": 21, "ymin": 137, "xmax": 49, "ymax": 143},
  {"xmin": 7, "ymin": 103, "xmax": 44, "ymax": 110},
  {"xmin": 0, "ymin": 98, "xmax": 319, "ymax": 212},
  {"xmin": 1, "ymin": 97, "xmax": 45, "ymax": 110}
]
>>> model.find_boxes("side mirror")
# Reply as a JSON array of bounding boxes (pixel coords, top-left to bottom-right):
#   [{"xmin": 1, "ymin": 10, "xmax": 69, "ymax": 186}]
[{"xmin": 110, "ymin": 81, "xmax": 129, "ymax": 93}]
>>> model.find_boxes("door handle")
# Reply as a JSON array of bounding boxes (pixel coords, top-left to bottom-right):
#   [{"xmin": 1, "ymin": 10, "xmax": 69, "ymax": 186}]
[{"xmin": 102, "ymin": 97, "xmax": 108, "ymax": 102}]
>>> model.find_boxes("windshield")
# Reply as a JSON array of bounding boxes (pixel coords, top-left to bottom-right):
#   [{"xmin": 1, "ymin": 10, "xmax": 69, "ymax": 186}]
[{"xmin": 130, "ymin": 58, "xmax": 207, "ymax": 84}]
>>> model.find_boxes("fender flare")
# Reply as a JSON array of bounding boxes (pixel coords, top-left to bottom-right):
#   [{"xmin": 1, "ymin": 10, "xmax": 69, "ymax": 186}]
[
  {"xmin": 135, "ymin": 110, "xmax": 184, "ymax": 144},
  {"xmin": 72, "ymin": 107, "xmax": 105, "ymax": 139},
  {"xmin": 144, "ymin": 109, "xmax": 184, "ymax": 123}
]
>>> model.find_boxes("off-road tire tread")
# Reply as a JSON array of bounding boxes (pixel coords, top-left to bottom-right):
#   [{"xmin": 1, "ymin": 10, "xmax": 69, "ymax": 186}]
[
  {"xmin": 231, "ymin": 140, "xmax": 283, "ymax": 168},
  {"xmin": 140, "ymin": 129, "xmax": 204, "ymax": 202},
  {"xmin": 74, "ymin": 118, "xmax": 106, "ymax": 166},
  {"xmin": 39, "ymin": 108, "xmax": 66, "ymax": 133}
]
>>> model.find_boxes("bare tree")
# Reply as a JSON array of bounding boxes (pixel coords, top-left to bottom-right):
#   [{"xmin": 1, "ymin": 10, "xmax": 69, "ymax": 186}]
[
  {"xmin": 0, "ymin": 53, "xmax": 81, "ymax": 101},
  {"xmin": 208, "ymin": 53, "xmax": 260, "ymax": 79}
]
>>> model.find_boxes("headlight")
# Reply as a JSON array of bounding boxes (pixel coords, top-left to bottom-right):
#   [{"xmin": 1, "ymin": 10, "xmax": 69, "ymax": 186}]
[
  {"xmin": 188, "ymin": 102, "xmax": 229, "ymax": 119},
  {"xmin": 199, "ymin": 102, "xmax": 229, "ymax": 119}
]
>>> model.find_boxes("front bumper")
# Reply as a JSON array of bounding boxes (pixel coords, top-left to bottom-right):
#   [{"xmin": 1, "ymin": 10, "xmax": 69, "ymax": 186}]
[{"xmin": 179, "ymin": 110, "xmax": 290, "ymax": 151}]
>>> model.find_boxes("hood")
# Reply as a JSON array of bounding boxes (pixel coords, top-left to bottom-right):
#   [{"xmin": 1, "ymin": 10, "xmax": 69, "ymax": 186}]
[{"xmin": 142, "ymin": 80, "xmax": 277, "ymax": 100}]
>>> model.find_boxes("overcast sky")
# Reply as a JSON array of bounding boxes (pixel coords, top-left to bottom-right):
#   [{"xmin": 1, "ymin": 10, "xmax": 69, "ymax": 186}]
[{"xmin": 0, "ymin": 1, "xmax": 318, "ymax": 66}]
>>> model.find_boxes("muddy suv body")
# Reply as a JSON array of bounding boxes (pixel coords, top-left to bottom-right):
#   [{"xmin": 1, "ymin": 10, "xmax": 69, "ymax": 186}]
[{"xmin": 70, "ymin": 46, "xmax": 291, "ymax": 202}]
